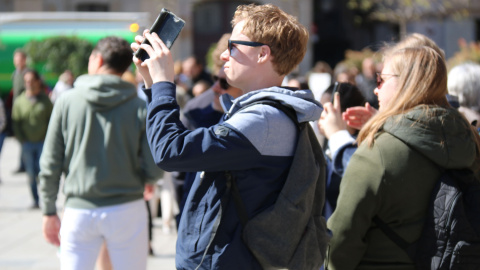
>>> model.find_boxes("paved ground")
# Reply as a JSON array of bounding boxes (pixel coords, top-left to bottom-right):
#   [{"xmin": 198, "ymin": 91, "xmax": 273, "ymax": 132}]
[{"xmin": 0, "ymin": 137, "xmax": 177, "ymax": 270}]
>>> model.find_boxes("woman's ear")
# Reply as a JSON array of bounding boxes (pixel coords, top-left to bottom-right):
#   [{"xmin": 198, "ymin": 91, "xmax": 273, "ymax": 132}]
[{"xmin": 257, "ymin": 45, "xmax": 271, "ymax": 64}]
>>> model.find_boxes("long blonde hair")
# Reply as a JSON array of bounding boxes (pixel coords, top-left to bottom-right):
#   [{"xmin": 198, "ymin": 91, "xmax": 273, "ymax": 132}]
[
  {"xmin": 358, "ymin": 46, "xmax": 449, "ymax": 146},
  {"xmin": 385, "ymin": 33, "xmax": 446, "ymax": 61}
]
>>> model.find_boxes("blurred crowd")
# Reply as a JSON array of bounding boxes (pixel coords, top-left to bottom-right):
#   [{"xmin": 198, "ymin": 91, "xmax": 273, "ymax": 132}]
[{"xmin": 0, "ymin": 4, "xmax": 479, "ymax": 269}]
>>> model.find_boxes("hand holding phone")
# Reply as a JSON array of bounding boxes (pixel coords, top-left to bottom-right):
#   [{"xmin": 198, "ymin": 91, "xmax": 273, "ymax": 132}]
[
  {"xmin": 331, "ymin": 82, "xmax": 340, "ymax": 103},
  {"xmin": 319, "ymin": 82, "xmax": 347, "ymax": 139},
  {"xmin": 134, "ymin": 8, "xmax": 185, "ymax": 62}
]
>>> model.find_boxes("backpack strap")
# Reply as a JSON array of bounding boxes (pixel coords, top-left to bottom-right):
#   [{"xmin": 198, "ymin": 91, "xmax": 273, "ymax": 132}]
[
  {"xmin": 227, "ymin": 99, "xmax": 300, "ymax": 228},
  {"xmin": 373, "ymin": 216, "xmax": 418, "ymax": 260},
  {"xmin": 231, "ymin": 99, "xmax": 300, "ymax": 129}
]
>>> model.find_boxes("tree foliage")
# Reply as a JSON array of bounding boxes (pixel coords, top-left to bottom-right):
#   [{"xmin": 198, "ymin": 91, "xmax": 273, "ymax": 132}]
[
  {"xmin": 447, "ymin": 39, "xmax": 480, "ymax": 70},
  {"xmin": 342, "ymin": 48, "xmax": 382, "ymax": 71},
  {"xmin": 348, "ymin": 0, "xmax": 470, "ymax": 20},
  {"xmin": 347, "ymin": 0, "xmax": 471, "ymax": 37},
  {"xmin": 23, "ymin": 36, "xmax": 93, "ymax": 77}
]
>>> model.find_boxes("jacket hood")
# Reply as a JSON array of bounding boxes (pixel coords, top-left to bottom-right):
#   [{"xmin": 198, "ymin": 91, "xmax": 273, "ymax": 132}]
[
  {"xmin": 74, "ymin": 74, "xmax": 137, "ymax": 111},
  {"xmin": 221, "ymin": 87, "xmax": 323, "ymax": 123},
  {"xmin": 383, "ymin": 105, "xmax": 477, "ymax": 169}
]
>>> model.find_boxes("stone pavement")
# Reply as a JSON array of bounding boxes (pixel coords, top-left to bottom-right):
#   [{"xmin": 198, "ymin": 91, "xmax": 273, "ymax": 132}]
[{"xmin": 0, "ymin": 137, "xmax": 177, "ymax": 270}]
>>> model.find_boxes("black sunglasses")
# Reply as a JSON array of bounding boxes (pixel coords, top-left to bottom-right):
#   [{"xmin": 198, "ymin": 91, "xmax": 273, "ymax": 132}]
[
  {"xmin": 213, "ymin": 75, "xmax": 230, "ymax": 90},
  {"xmin": 228, "ymin": 40, "xmax": 266, "ymax": 53}
]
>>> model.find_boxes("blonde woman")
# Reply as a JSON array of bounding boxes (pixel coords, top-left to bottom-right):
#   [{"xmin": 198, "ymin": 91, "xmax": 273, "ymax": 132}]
[
  {"xmin": 342, "ymin": 33, "xmax": 446, "ymax": 130},
  {"xmin": 326, "ymin": 46, "xmax": 480, "ymax": 269}
]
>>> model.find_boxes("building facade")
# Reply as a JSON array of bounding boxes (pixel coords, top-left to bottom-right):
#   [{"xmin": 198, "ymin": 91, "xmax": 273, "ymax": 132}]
[
  {"xmin": 3, "ymin": 0, "xmax": 314, "ymax": 74},
  {"xmin": 3, "ymin": 0, "xmax": 480, "ymax": 75}
]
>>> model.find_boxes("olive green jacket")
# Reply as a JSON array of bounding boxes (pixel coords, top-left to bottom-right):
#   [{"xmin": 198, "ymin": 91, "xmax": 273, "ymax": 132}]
[
  {"xmin": 326, "ymin": 105, "xmax": 478, "ymax": 270},
  {"xmin": 12, "ymin": 92, "xmax": 53, "ymax": 143}
]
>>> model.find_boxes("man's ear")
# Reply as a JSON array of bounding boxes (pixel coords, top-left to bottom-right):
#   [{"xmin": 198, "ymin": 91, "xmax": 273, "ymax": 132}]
[
  {"xmin": 257, "ymin": 45, "xmax": 271, "ymax": 64},
  {"xmin": 91, "ymin": 53, "xmax": 106, "ymax": 74},
  {"xmin": 97, "ymin": 54, "xmax": 104, "ymax": 69}
]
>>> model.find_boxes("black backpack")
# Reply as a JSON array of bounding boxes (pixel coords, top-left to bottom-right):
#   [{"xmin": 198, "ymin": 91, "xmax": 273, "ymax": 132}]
[
  {"xmin": 374, "ymin": 168, "xmax": 480, "ymax": 269},
  {"xmin": 227, "ymin": 99, "xmax": 329, "ymax": 270}
]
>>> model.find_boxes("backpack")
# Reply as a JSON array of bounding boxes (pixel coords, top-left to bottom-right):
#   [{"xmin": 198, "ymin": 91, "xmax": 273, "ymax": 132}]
[
  {"xmin": 227, "ymin": 100, "xmax": 329, "ymax": 270},
  {"xmin": 374, "ymin": 168, "xmax": 480, "ymax": 269}
]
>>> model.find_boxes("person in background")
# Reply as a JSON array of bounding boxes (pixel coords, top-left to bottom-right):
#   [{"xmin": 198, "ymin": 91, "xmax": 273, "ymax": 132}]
[
  {"xmin": 286, "ymin": 74, "xmax": 309, "ymax": 89},
  {"xmin": 326, "ymin": 44, "xmax": 480, "ymax": 269},
  {"xmin": 50, "ymin": 70, "xmax": 75, "ymax": 103},
  {"xmin": 114, "ymin": 67, "xmax": 160, "ymax": 256},
  {"xmin": 333, "ymin": 62, "xmax": 357, "ymax": 85},
  {"xmin": 180, "ymin": 56, "xmax": 213, "ymax": 98},
  {"xmin": 12, "ymin": 49, "xmax": 29, "ymax": 101},
  {"xmin": 192, "ymin": 79, "xmax": 211, "ymax": 97},
  {"xmin": 39, "ymin": 36, "xmax": 163, "ymax": 270},
  {"xmin": 447, "ymin": 62, "xmax": 480, "ymax": 129},
  {"xmin": 0, "ymin": 98, "xmax": 6, "ymax": 183},
  {"xmin": 181, "ymin": 33, "xmax": 236, "ymax": 130},
  {"xmin": 307, "ymin": 60, "xmax": 333, "ymax": 101},
  {"xmin": 11, "ymin": 49, "xmax": 30, "ymax": 173},
  {"xmin": 355, "ymin": 57, "xmax": 379, "ymax": 109},
  {"xmin": 12, "ymin": 70, "xmax": 53, "ymax": 208},
  {"xmin": 317, "ymin": 83, "xmax": 366, "ymax": 219}
]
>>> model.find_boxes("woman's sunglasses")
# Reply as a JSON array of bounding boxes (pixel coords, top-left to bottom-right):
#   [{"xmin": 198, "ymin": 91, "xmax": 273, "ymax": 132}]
[
  {"xmin": 376, "ymin": 73, "xmax": 398, "ymax": 89},
  {"xmin": 213, "ymin": 75, "xmax": 230, "ymax": 90}
]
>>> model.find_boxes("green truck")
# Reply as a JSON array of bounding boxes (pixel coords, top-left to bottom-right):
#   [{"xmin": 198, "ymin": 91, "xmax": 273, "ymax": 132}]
[{"xmin": 0, "ymin": 12, "xmax": 149, "ymax": 97}]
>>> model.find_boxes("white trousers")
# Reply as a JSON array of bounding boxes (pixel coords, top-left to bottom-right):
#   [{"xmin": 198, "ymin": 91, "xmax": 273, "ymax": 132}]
[{"xmin": 59, "ymin": 199, "xmax": 148, "ymax": 270}]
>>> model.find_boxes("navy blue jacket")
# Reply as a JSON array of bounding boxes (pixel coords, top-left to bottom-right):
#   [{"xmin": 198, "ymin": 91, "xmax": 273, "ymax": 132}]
[
  {"xmin": 323, "ymin": 130, "xmax": 358, "ymax": 219},
  {"xmin": 144, "ymin": 82, "xmax": 322, "ymax": 269}
]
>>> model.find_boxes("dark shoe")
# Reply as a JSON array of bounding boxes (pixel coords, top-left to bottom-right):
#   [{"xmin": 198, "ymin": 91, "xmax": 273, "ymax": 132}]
[
  {"xmin": 30, "ymin": 203, "xmax": 40, "ymax": 210},
  {"xmin": 14, "ymin": 167, "xmax": 26, "ymax": 174},
  {"xmin": 149, "ymin": 244, "xmax": 154, "ymax": 256}
]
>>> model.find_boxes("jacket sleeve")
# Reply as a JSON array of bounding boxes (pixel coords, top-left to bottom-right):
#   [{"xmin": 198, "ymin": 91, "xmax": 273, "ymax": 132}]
[
  {"xmin": 145, "ymin": 82, "xmax": 263, "ymax": 172},
  {"xmin": 38, "ymin": 99, "xmax": 65, "ymax": 215},
  {"xmin": 326, "ymin": 142, "xmax": 384, "ymax": 270},
  {"xmin": 11, "ymin": 100, "xmax": 26, "ymax": 143},
  {"xmin": 138, "ymin": 105, "xmax": 164, "ymax": 184},
  {"xmin": 0, "ymin": 99, "xmax": 5, "ymax": 132},
  {"xmin": 45, "ymin": 97, "xmax": 54, "ymax": 126}
]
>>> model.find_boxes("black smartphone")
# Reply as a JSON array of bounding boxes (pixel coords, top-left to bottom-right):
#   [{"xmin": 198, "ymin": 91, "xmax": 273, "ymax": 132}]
[
  {"xmin": 134, "ymin": 8, "xmax": 185, "ymax": 62},
  {"xmin": 331, "ymin": 82, "xmax": 340, "ymax": 103}
]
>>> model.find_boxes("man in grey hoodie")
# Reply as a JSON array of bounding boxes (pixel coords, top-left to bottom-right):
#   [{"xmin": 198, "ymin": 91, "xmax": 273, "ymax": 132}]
[{"xmin": 39, "ymin": 36, "xmax": 163, "ymax": 270}]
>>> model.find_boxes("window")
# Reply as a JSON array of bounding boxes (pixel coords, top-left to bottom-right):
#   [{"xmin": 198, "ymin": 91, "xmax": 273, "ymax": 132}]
[
  {"xmin": 76, "ymin": 3, "xmax": 109, "ymax": 11},
  {"xmin": 476, "ymin": 19, "xmax": 480, "ymax": 41},
  {"xmin": 192, "ymin": 0, "xmax": 256, "ymax": 60},
  {"xmin": 0, "ymin": 0, "xmax": 13, "ymax": 11}
]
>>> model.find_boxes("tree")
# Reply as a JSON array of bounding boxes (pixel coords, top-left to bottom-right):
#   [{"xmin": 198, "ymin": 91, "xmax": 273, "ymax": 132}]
[
  {"xmin": 347, "ymin": 0, "xmax": 471, "ymax": 38},
  {"xmin": 23, "ymin": 36, "xmax": 93, "ymax": 77},
  {"xmin": 447, "ymin": 38, "xmax": 480, "ymax": 70}
]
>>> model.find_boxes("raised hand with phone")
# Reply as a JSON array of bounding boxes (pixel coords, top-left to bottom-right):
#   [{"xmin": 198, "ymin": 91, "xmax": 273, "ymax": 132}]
[
  {"xmin": 319, "ymin": 85, "xmax": 347, "ymax": 140},
  {"xmin": 132, "ymin": 31, "xmax": 175, "ymax": 87},
  {"xmin": 134, "ymin": 9, "xmax": 184, "ymax": 61},
  {"xmin": 131, "ymin": 9, "xmax": 184, "ymax": 88},
  {"xmin": 318, "ymin": 82, "xmax": 368, "ymax": 139}
]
